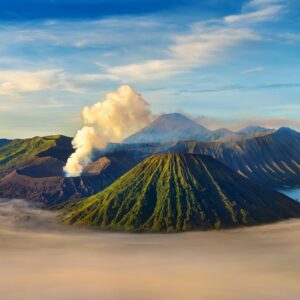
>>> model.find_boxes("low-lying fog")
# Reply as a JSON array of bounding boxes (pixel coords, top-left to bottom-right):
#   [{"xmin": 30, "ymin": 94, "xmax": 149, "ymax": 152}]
[{"xmin": 1, "ymin": 199, "xmax": 300, "ymax": 300}]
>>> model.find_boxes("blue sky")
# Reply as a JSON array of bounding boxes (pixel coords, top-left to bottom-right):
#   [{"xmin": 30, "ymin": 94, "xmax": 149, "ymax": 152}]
[{"xmin": 0, "ymin": 0, "xmax": 300, "ymax": 138}]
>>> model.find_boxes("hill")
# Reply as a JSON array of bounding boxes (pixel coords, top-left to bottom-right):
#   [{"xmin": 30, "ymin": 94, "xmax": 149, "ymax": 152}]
[
  {"xmin": 0, "ymin": 135, "xmax": 73, "ymax": 176},
  {"xmin": 0, "ymin": 152, "xmax": 139, "ymax": 206},
  {"xmin": 63, "ymin": 153, "xmax": 300, "ymax": 232},
  {"xmin": 123, "ymin": 113, "xmax": 212, "ymax": 143},
  {"xmin": 0, "ymin": 139, "xmax": 11, "ymax": 148},
  {"xmin": 208, "ymin": 128, "xmax": 238, "ymax": 140},
  {"xmin": 238, "ymin": 125, "xmax": 273, "ymax": 135},
  {"xmin": 0, "ymin": 134, "xmax": 140, "ymax": 205}
]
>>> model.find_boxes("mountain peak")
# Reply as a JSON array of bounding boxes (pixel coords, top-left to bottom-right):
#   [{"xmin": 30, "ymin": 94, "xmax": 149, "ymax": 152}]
[
  {"xmin": 63, "ymin": 153, "xmax": 300, "ymax": 232},
  {"xmin": 274, "ymin": 127, "xmax": 300, "ymax": 137},
  {"xmin": 238, "ymin": 125, "xmax": 272, "ymax": 135},
  {"xmin": 156, "ymin": 112, "xmax": 192, "ymax": 121},
  {"xmin": 123, "ymin": 113, "xmax": 211, "ymax": 144}
]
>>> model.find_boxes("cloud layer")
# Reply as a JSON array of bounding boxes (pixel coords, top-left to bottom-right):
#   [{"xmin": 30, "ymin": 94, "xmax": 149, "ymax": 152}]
[{"xmin": 1, "ymin": 198, "xmax": 300, "ymax": 300}]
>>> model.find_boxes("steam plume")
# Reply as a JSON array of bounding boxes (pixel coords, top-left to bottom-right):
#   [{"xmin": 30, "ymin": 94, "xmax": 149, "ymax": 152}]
[{"xmin": 64, "ymin": 85, "xmax": 152, "ymax": 177}]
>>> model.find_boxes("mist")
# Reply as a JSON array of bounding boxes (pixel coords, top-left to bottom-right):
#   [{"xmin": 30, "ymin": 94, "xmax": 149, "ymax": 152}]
[{"xmin": 1, "ymin": 198, "xmax": 300, "ymax": 300}]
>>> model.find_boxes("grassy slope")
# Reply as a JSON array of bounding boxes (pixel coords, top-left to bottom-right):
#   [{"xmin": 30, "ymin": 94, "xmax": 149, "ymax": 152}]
[
  {"xmin": 63, "ymin": 153, "xmax": 300, "ymax": 232},
  {"xmin": 0, "ymin": 135, "xmax": 72, "ymax": 174}
]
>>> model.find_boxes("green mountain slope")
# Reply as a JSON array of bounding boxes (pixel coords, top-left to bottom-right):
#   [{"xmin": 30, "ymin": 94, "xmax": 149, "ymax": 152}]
[
  {"xmin": 0, "ymin": 135, "xmax": 72, "ymax": 176},
  {"xmin": 63, "ymin": 153, "xmax": 300, "ymax": 232}
]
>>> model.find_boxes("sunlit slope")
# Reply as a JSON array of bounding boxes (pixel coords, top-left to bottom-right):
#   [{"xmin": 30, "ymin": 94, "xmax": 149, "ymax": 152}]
[
  {"xmin": 63, "ymin": 153, "xmax": 300, "ymax": 232},
  {"xmin": 0, "ymin": 135, "xmax": 72, "ymax": 175}
]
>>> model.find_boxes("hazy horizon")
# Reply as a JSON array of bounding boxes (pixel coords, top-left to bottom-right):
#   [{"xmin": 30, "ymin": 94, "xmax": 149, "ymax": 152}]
[{"xmin": 2, "ymin": 110, "xmax": 299, "ymax": 140}]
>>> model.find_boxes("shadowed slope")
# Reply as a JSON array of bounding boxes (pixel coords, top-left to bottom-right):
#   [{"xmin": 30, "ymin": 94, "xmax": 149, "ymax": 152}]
[
  {"xmin": 0, "ymin": 135, "xmax": 73, "ymax": 176},
  {"xmin": 167, "ymin": 127, "xmax": 300, "ymax": 188},
  {"xmin": 0, "ymin": 153, "xmax": 139, "ymax": 206},
  {"xmin": 0, "ymin": 139, "xmax": 11, "ymax": 148},
  {"xmin": 63, "ymin": 154, "xmax": 300, "ymax": 232}
]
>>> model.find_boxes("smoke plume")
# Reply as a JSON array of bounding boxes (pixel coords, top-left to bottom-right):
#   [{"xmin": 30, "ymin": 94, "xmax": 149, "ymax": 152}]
[{"xmin": 64, "ymin": 85, "xmax": 152, "ymax": 177}]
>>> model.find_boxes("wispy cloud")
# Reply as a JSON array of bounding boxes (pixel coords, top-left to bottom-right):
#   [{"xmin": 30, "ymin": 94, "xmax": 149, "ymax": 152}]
[
  {"xmin": 178, "ymin": 82, "xmax": 300, "ymax": 94},
  {"xmin": 0, "ymin": 69, "xmax": 85, "ymax": 96},
  {"xmin": 0, "ymin": 17, "xmax": 164, "ymax": 50},
  {"xmin": 0, "ymin": 69, "xmax": 62, "ymax": 96},
  {"xmin": 101, "ymin": 0, "xmax": 285, "ymax": 82},
  {"xmin": 193, "ymin": 114, "xmax": 300, "ymax": 131},
  {"xmin": 224, "ymin": 0, "xmax": 284, "ymax": 24},
  {"xmin": 0, "ymin": 0, "xmax": 288, "ymax": 88},
  {"xmin": 279, "ymin": 32, "xmax": 300, "ymax": 44},
  {"xmin": 104, "ymin": 27, "xmax": 260, "ymax": 82},
  {"xmin": 241, "ymin": 66, "xmax": 265, "ymax": 74}
]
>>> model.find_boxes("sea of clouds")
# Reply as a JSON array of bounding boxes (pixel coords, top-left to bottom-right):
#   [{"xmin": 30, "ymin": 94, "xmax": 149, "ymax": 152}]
[{"xmin": 1, "ymin": 198, "xmax": 300, "ymax": 300}]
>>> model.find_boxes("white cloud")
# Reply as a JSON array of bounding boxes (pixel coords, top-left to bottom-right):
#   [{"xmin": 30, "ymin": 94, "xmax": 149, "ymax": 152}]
[
  {"xmin": 103, "ymin": 25, "xmax": 260, "ymax": 82},
  {"xmin": 0, "ymin": 69, "xmax": 63, "ymax": 96},
  {"xmin": 0, "ymin": 17, "xmax": 165, "ymax": 50},
  {"xmin": 241, "ymin": 66, "xmax": 265, "ymax": 74},
  {"xmin": 0, "ymin": 0, "xmax": 287, "ymax": 89},
  {"xmin": 0, "ymin": 69, "xmax": 87, "ymax": 96},
  {"xmin": 224, "ymin": 5, "xmax": 283, "ymax": 24},
  {"xmin": 98, "ymin": 0, "xmax": 285, "ymax": 82},
  {"xmin": 245, "ymin": 0, "xmax": 285, "ymax": 9}
]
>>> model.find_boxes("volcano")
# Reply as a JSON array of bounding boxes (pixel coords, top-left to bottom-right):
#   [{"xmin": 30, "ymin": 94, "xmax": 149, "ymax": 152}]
[
  {"xmin": 63, "ymin": 153, "xmax": 300, "ymax": 232},
  {"xmin": 123, "ymin": 113, "xmax": 212, "ymax": 143}
]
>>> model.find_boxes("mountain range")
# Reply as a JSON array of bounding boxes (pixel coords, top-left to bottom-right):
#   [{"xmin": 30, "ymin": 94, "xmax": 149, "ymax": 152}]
[
  {"xmin": 123, "ymin": 113, "xmax": 273, "ymax": 143},
  {"xmin": 0, "ymin": 113, "xmax": 299, "ymax": 218},
  {"xmin": 63, "ymin": 153, "xmax": 300, "ymax": 232}
]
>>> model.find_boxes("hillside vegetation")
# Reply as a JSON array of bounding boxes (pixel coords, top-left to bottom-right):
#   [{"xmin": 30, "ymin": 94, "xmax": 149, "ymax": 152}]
[
  {"xmin": 0, "ymin": 135, "xmax": 72, "ymax": 175},
  {"xmin": 63, "ymin": 154, "xmax": 300, "ymax": 232}
]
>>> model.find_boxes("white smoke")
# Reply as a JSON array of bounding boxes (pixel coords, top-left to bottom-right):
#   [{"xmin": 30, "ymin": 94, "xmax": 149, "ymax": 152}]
[{"xmin": 64, "ymin": 85, "xmax": 152, "ymax": 177}]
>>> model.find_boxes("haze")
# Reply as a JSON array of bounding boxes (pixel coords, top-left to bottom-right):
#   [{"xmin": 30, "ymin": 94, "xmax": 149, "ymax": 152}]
[{"xmin": 1, "ymin": 199, "xmax": 300, "ymax": 300}]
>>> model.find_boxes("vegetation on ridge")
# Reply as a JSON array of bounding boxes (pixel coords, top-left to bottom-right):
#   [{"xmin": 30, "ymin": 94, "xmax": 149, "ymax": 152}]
[
  {"xmin": 63, "ymin": 153, "xmax": 300, "ymax": 232},
  {"xmin": 0, "ymin": 135, "xmax": 72, "ymax": 175}
]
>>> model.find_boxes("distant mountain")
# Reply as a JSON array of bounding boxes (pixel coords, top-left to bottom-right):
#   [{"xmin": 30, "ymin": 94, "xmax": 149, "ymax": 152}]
[
  {"xmin": 238, "ymin": 125, "xmax": 273, "ymax": 135},
  {"xmin": 63, "ymin": 153, "xmax": 300, "ymax": 232},
  {"xmin": 123, "ymin": 114, "xmax": 276, "ymax": 144},
  {"xmin": 209, "ymin": 128, "xmax": 237, "ymax": 140},
  {"xmin": 167, "ymin": 127, "xmax": 300, "ymax": 188},
  {"xmin": 123, "ymin": 113, "xmax": 212, "ymax": 143},
  {"xmin": 272, "ymin": 126, "xmax": 300, "ymax": 138},
  {"xmin": 0, "ymin": 139, "xmax": 11, "ymax": 148},
  {"xmin": 102, "ymin": 127, "xmax": 300, "ymax": 189}
]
